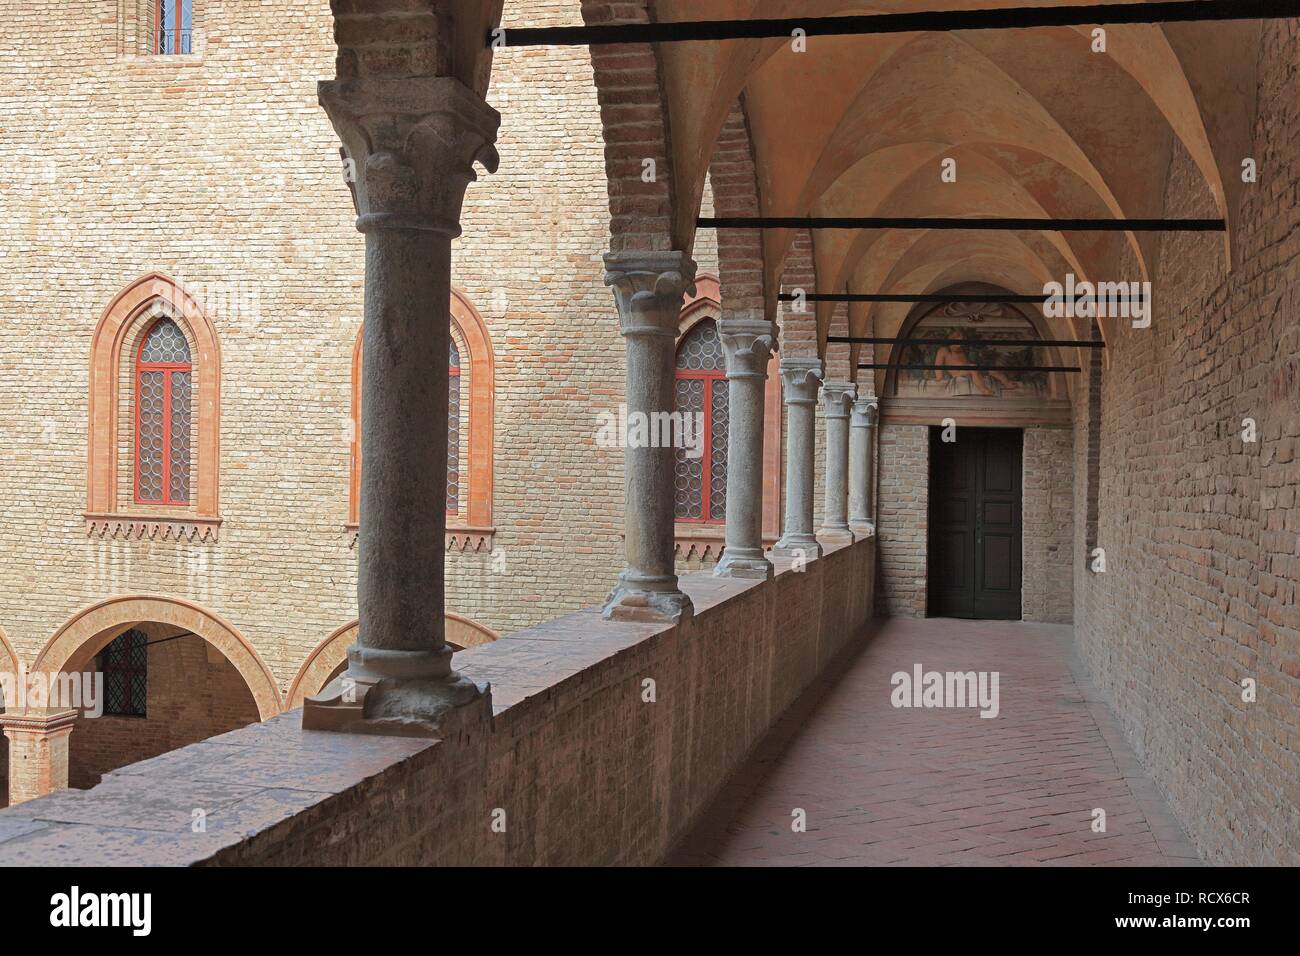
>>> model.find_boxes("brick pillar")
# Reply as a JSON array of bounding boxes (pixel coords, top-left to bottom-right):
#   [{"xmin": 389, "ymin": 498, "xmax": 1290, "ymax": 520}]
[
  {"xmin": 714, "ymin": 318, "xmax": 777, "ymax": 579},
  {"xmin": 849, "ymin": 395, "xmax": 879, "ymax": 536},
  {"xmin": 819, "ymin": 380, "xmax": 857, "ymax": 542},
  {"xmin": 603, "ymin": 251, "xmax": 698, "ymax": 623},
  {"xmin": 302, "ymin": 73, "xmax": 499, "ymax": 736},
  {"xmin": 772, "ymin": 357, "xmax": 824, "ymax": 561},
  {"xmin": 1, "ymin": 711, "xmax": 77, "ymax": 805}
]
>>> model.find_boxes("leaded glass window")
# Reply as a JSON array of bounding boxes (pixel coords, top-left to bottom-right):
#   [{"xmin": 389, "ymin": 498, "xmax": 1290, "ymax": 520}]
[
  {"xmin": 156, "ymin": 0, "xmax": 194, "ymax": 55},
  {"xmin": 448, "ymin": 338, "xmax": 461, "ymax": 514},
  {"xmin": 101, "ymin": 629, "xmax": 148, "ymax": 718},
  {"xmin": 674, "ymin": 319, "xmax": 728, "ymax": 522},
  {"xmin": 135, "ymin": 318, "xmax": 193, "ymax": 506}
]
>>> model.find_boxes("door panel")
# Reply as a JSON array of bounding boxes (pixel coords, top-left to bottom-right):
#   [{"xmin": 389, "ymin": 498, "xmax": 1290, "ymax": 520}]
[{"xmin": 928, "ymin": 427, "xmax": 1023, "ymax": 619}]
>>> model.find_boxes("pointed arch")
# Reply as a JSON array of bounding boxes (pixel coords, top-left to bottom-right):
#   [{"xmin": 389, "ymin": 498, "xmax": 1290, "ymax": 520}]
[{"xmin": 86, "ymin": 273, "xmax": 221, "ymax": 539}]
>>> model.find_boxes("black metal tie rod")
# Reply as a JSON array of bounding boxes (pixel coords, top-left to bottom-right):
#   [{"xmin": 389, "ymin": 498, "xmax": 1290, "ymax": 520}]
[
  {"xmin": 494, "ymin": 1, "xmax": 1300, "ymax": 47},
  {"xmin": 835, "ymin": 337, "xmax": 1105, "ymax": 349},
  {"xmin": 859, "ymin": 363, "xmax": 1082, "ymax": 373},
  {"xmin": 780, "ymin": 292, "xmax": 1144, "ymax": 304},
  {"xmin": 702, "ymin": 216, "xmax": 1223, "ymax": 232}
]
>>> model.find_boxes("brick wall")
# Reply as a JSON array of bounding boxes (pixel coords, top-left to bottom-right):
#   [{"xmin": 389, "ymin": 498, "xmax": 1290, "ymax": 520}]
[
  {"xmin": 1070, "ymin": 21, "xmax": 1300, "ymax": 865},
  {"xmin": 1023, "ymin": 427, "xmax": 1074, "ymax": 624},
  {"xmin": 876, "ymin": 424, "xmax": 928, "ymax": 617},
  {"xmin": 69, "ymin": 631, "xmax": 259, "ymax": 789}
]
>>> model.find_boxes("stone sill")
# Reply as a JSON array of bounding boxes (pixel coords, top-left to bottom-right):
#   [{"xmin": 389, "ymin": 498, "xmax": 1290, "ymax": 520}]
[
  {"xmin": 345, "ymin": 524, "xmax": 495, "ymax": 553},
  {"xmin": 85, "ymin": 513, "xmax": 221, "ymax": 542},
  {"xmin": 0, "ymin": 537, "xmax": 877, "ymax": 865}
]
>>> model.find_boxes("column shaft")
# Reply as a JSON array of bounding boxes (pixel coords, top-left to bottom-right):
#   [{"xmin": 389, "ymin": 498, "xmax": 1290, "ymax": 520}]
[
  {"xmin": 849, "ymin": 395, "xmax": 879, "ymax": 535},
  {"xmin": 820, "ymin": 381, "xmax": 856, "ymax": 541},
  {"xmin": 0, "ymin": 711, "xmax": 77, "ymax": 806},
  {"xmin": 604, "ymin": 252, "xmax": 698, "ymax": 622},
  {"xmin": 772, "ymin": 358, "xmax": 823, "ymax": 560},
  {"xmin": 715, "ymin": 319, "xmax": 777, "ymax": 579}
]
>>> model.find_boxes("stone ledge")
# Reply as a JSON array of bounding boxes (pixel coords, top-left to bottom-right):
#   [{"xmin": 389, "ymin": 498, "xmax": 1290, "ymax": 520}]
[{"xmin": 0, "ymin": 538, "xmax": 877, "ymax": 866}]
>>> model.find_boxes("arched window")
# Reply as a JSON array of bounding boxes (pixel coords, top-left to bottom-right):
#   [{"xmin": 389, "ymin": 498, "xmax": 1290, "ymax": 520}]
[
  {"xmin": 674, "ymin": 318, "xmax": 728, "ymax": 523},
  {"xmin": 447, "ymin": 338, "xmax": 461, "ymax": 514},
  {"xmin": 87, "ymin": 274, "xmax": 221, "ymax": 541},
  {"xmin": 349, "ymin": 289, "xmax": 495, "ymax": 552},
  {"xmin": 135, "ymin": 319, "xmax": 193, "ymax": 506}
]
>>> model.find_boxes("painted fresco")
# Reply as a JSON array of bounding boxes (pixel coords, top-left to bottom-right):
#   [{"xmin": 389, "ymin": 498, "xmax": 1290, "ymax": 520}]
[{"xmin": 892, "ymin": 302, "xmax": 1049, "ymax": 398}]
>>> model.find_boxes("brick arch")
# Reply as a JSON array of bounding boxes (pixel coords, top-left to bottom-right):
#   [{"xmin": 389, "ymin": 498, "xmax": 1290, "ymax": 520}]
[
  {"xmin": 285, "ymin": 613, "xmax": 500, "ymax": 709},
  {"xmin": 86, "ymin": 273, "xmax": 221, "ymax": 539},
  {"xmin": 708, "ymin": 98, "xmax": 768, "ymax": 322},
  {"xmin": 31, "ymin": 596, "xmax": 281, "ymax": 720},
  {"xmin": 349, "ymin": 289, "xmax": 495, "ymax": 547},
  {"xmin": 0, "ymin": 625, "xmax": 18, "ymax": 709},
  {"xmin": 580, "ymin": 0, "xmax": 678, "ymax": 252}
]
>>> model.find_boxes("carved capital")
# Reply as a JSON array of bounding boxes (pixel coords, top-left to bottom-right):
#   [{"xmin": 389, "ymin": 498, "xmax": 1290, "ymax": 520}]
[
  {"xmin": 604, "ymin": 251, "xmax": 697, "ymax": 339},
  {"xmin": 778, "ymin": 357, "xmax": 824, "ymax": 405},
  {"xmin": 821, "ymin": 380, "xmax": 857, "ymax": 418},
  {"xmin": 319, "ymin": 75, "xmax": 500, "ymax": 236},
  {"xmin": 717, "ymin": 318, "xmax": 777, "ymax": 379},
  {"xmin": 852, "ymin": 395, "xmax": 880, "ymax": 428}
]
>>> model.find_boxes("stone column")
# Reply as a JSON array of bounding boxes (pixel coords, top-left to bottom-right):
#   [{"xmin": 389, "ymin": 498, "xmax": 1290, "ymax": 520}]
[
  {"xmin": 772, "ymin": 358, "xmax": 824, "ymax": 561},
  {"xmin": 849, "ymin": 394, "xmax": 879, "ymax": 537},
  {"xmin": 819, "ymin": 380, "xmax": 857, "ymax": 542},
  {"xmin": 715, "ymin": 318, "xmax": 778, "ymax": 579},
  {"xmin": 603, "ymin": 252, "xmax": 698, "ymax": 623},
  {"xmin": 0, "ymin": 710, "xmax": 77, "ymax": 805},
  {"xmin": 303, "ymin": 76, "xmax": 499, "ymax": 736}
]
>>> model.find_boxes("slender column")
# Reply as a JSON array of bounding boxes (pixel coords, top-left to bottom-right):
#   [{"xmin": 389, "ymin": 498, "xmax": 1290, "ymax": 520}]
[
  {"xmin": 304, "ymin": 76, "xmax": 500, "ymax": 736},
  {"xmin": 715, "ymin": 319, "xmax": 778, "ymax": 579},
  {"xmin": 819, "ymin": 380, "xmax": 857, "ymax": 542},
  {"xmin": 849, "ymin": 394, "xmax": 879, "ymax": 536},
  {"xmin": 603, "ymin": 252, "xmax": 698, "ymax": 623},
  {"xmin": 771, "ymin": 358, "xmax": 824, "ymax": 560},
  {"xmin": 0, "ymin": 710, "xmax": 77, "ymax": 805}
]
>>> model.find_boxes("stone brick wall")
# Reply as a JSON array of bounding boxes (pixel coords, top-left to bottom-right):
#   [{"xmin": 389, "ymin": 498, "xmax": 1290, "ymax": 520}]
[
  {"xmin": 1070, "ymin": 21, "xmax": 1300, "ymax": 866},
  {"xmin": 69, "ymin": 632, "xmax": 259, "ymax": 789},
  {"xmin": 0, "ymin": 539, "xmax": 877, "ymax": 866},
  {"xmin": 875, "ymin": 424, "xmax": 928, "ymax": 617},
  {"xmin": 1022, "ymin": 427, "xmax": 1074, "ymax": 624},
  {"xmin": 0, "ymin": 1, "xmax": 627, "ymax": 702}
]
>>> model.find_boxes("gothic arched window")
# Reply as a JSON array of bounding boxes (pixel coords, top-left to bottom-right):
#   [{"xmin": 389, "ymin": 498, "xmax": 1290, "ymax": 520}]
[
  {"xmin": 674, "ymin": 319, "xmax": 728, "ymax": 523},
  {"xmin": 135, "ymin": 318, "xmax": 193, "ymax": 506},
  {"xmin": 447, "ymin": 338, "xmax": 462, "ymax": 514}
]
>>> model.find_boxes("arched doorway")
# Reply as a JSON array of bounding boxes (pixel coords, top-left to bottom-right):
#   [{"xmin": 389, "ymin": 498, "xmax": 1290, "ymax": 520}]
[{"xmin": 31, "ymin": 596, "xmax": 281, "ymax": 790}]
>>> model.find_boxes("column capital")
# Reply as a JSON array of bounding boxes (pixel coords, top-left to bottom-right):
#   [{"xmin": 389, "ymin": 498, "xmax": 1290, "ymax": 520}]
[
  {"xmin": 318, "ymin": 75, "xmax": 500, "ymax": 236},
  {"xmin": 0, "ymin": 709, "xmax": 78, "ymax": 736},
  {"xmin": 778, "ymin": 357, "xmax": 824, "ymax": 405},
  {"xmin": 717, "ymin": 318, "xmax": 777, "ymax": 379},
  {"xmin": 852, "ymin": 394, "xmax": 880, "ymax": 428},
  {"xmin": 821, "ymin": 380, "xmax": 857, "ymax": 418},
  {"xmin": 604, "ymin": 251, "xmax": 698, "ymax": 338}
]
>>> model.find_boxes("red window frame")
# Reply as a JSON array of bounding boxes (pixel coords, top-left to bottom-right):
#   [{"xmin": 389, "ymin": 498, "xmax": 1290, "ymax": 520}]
[
  {"xmin": 155, "ymin": 0, "xmax": 192, "ymax": 55},
  {"xmin": 447, "ymin": 350, "xmax": 461, "ymax": 516},
  {"xmin": 674, "ymin": 364, "xmax": 725, "ymax": 525},
  {"xmin": 134, "ymin": 322, "xmax": 192, "ymax": 506}
]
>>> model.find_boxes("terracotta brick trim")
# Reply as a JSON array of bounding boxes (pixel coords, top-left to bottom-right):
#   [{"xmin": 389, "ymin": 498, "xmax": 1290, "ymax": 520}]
[
  {"xmin": 675, "ymin": 276, "xmax": 783, "ymax": 541},
  {"xmin": 86, "ymin": 273, "xmax": 221, "ymax": 539},
  {"xmin": 284, "ymin": 613, "xmax": 501, "ymax": 708},
  {"xmin": 0, "ymin": 624, "xmax": 17, "ymax": 684},
  {"xmin": 349, "ymin": 289, "xmax": 495, "ymax": 548},
  {"xmin": 31, "ymin": 595, "xmax": 281, "ymax": 720}
]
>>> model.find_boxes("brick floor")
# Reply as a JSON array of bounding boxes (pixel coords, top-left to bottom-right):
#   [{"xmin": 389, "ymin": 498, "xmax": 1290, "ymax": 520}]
[{"xmin": 669, "ymin": 618, "xmax": 1201, "ymax": 866}]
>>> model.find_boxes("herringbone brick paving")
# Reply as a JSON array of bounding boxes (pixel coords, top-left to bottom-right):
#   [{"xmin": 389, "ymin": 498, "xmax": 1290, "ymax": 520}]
[{"xmin": 670, "ymin": 618, "xmax": 1201, "ymax": 866}]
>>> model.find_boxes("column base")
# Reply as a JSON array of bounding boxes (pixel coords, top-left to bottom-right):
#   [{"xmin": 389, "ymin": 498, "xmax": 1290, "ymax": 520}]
[
  {"xmin": 849, "ymin": 520, "xmax": 876, "ymax": 538},
  {"xmin": 303, "ymin": 646, "xmax": 491, "ymax": 739},
  {"xmin": 602, "ymin": 571, "xmax": 694, "ymax": 624},
  {"xmin": 771, "ymin": 534, "xmax": 823, "ymax": 561},
  {"xmin": 818, "ymin": 525, "xmax": 856, "ymax": 545},
  {"xmin": 713, "ymin": 547, "xmax": 774, "ymax": 579}
]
